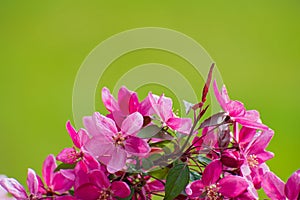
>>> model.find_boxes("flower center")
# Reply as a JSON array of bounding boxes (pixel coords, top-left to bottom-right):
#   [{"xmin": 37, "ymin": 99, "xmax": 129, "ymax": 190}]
[
  {"xmin": 112, "ymin": 133, "xmax": 125, "ymax": 147},
  {"xmin": 98, "ymin": 189, "xmax": 112, "ymax": 200},
  {"xmin": 205, "ymin": 183, "xmax": 221, "ymax": 200},
  {"xmin": 247, "ymin": 154, "xmax": 259, "ymax": 168}
]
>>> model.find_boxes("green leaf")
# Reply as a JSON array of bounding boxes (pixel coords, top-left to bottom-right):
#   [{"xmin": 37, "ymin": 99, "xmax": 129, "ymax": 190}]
[
  {"xmin": 197, "ymin": 155, "xmax": 212, "ymax": 166},
  {"xmin": 189, "ymin": 171, "xmax": 201, "ymax": 182},
  {"xmin": 148, "ymin": 167, "xmax": 169, "ymax": 179},
  {"xmin": 54, "ymin": 163, "xmax": 76, "ymax": 172},
  {"xmin": 137, "ymin": 125, "xmax": 162, "ymax": 138},
  {"xmin": 142, "ymin": 158, "xmax": 154, "ymax": 170},
  {"xmin": 164, "ymin": 164, "xmax": 190, "ymax": 200}
]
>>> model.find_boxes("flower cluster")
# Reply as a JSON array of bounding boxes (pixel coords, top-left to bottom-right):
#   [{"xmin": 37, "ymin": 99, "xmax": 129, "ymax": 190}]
[{"xmin": 0, "ymin": 65, "xmax": 299, "ymax": 200}]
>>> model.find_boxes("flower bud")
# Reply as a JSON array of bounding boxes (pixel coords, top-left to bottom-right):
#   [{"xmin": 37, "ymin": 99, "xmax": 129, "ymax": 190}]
[{"xmin": 221, "ymin": 149, "xmax": 244, "ymax": 168}]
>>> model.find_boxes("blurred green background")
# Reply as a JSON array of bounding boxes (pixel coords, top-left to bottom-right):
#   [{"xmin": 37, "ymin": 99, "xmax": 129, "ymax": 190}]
[{"xmin": 0, "ymin": 0, "xmax": 299, "ymax": 197}]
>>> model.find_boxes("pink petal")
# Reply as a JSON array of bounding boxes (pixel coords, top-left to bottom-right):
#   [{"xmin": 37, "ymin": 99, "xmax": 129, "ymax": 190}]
[
  {"xmin": 56, "ymin": 148, "xmax": 78, "ymax": 164},
  {"xmin": 244, "ymin": 110, "xmax": 260, "ymax": 122},
  {"xmin": 226, "ymin": 100, "xmax": 245, "ymax": 117},
  {"xmin": 148, "ymin": 93, "xmax": 172, "ymax": 122},
  {"xmin": 238, "ymin": 127, "xmax": 257, "ymax": 147},
  {"xmin": 93, "ymin": 112, "xmax": 118, "ymax": 137},
  {"xmin": 256, "ymin": 151, "xmax": 274, "ymax": 164},
  {"xmin": 219, "ymin": 175, "xmax": 248, "ymax": 197},
  {"xmin": 139, "ymin": 95, "xmax": 153, "ymax": 116},
  {"xmin": 185, "ymin": 180, "xmax": 204, "ymax": 198},
  {"xmin": 261, "ymin": 171, "xmax": 286, "ymax": 200},
  {"xmin": 66, "ymin": 121, "xmax": 80, "ymax": 148},
  {"xmin": 55, "ymin": 196, "xmax": 76, "ymax": 200},
  {"xmin": 42, "ymin": 154, "xmax": 56, "ymax": 187},
  {"xmin": 213, "ymin": 80, "xmax": 228, "ymax": 111},
  {"xmin": 75, "ymin": 183, "xmax": 101, "ymax": 200},
  {"xmin": 77, "ymin": 129, "xmax": 90, "ymax": 147},
  {"xmin": 82, "ymin": 153, "xmax": 101, "ymax": 171},
  {"xmin": 102, "ymin": 87, "xmax": 119, "ymax": 112},
  {"xmin": 84, "ymin": 136, "xmax": 114, "ymax": 163},
  {"xmin": 249, "ymin": 129, "xmax": 274, "ymax": 155},
  {"xmin": 0, "ymin": 178, "xmax": 27, "ymax": 199},
  {"xmin": 118, "ymin": 86, "xmax": 132, "ymax": 115},
  {"xmin": 89, "ymin": 170, "xmax": 110, "ymax": 189},
  {"xmin": 111, "ymin": 181, "xmax": 131, "ymax": 198},
  {"xmin": 125, "ymin": 136, "xmax": 151, "ymax": 157},
  {"xmin": 111, "ymin": 110, "xmax": 127, "ymax": 129},
  {"xmin": 121, "ymin": 112, "xmax": 143, "ymax": 136},
  {"xmin": 129, "ymin": 93, "xmax": 140, "ymax": 114},
  {"xmin": 167, "ymin": 117, "xmax": 192, "ymax": 134},
  {"xmin": 83, "ymin": 116, "xmax": 98, "ymax": 136},
  {"xmin": 51, "ymin": 170, "xmax": 74, "ymax": 193},
  {"xmin": 157, "ymin": 94, "xmax": 173, "ymax": 121},
  {"xmin": 235, "ymin": 117, "xmax": 269, "ymax": 130},
  {"xmin": 285, "ymin": 169, "xmax": 300, "ymax": 200},
  {"xmin": 27, "ymin": 168, "xmax": 39, "ymax": 195},
  {"xmin": 202, "ymin": 160, "xmax": 222, "ymax": 186},
  {"xmin": 220, "ymin": 84, "xmax": 230, "ymax": 103},
  {"xmin": 147, "ymin": 180, "xmax": 165, "ymax": 192},
  {"xmin": 107, "ymin": 148, "xmax": 127, "ymax": 173}
]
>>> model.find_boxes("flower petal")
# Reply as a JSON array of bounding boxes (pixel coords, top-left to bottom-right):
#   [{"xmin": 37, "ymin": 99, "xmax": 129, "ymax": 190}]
[
  {"xmin": 102, "ymin": 87, "xmax": 119, "ymax": 112},
  {"xmin": 84, "ymin": 136, "xmax": 114, "ymax": 163},
  {"xmin": 83, "ymin": 116, "xmax": 98, "ymax": 136},
  {"xmin": 235, "ymin": 117, "xmax": 269, "ymax": 130},
  {"xmin": 185, "ymin": 180, "xmax": 204, "ymax": 198},
  {"xmin": 74, "ymin": 183, "xmax": 100, "ymax": 200},
  {"xmin": 261, "ymin": 171, "xmax": 285, "ymax": 200},
  {"xmin": 139, "ymin": 95, "xmax": 153, "ymax": 116},
  {"xmin": 42, "ymin": 154, "xmax": 56, "ymax": 187},
  {"xmin": 121, "ymin": 112, "xmax": 143, "ymax": 136},
  {"xmin": 111, "ymin": 181, "xmax": 131, "ymax": 198},
  {"xmin": 118, "ymin": 86, "xmax": 132, "ymax": 115},
  {"xmin": 66, "ymin": 121, "xmax": 81, "ymax": 148},
  {"xmin": 285, "ymin": 169, "xmax": 300, "ymax": 200},
  {"xmin": 89, "ymin": 170, "xmax": 110, "ymax": 189},
  {"xmin": 51, "ymin": 170, "xmax": 74, "ymax": 193},
  {"xmin": 125, "ymin": 136, "xmax": 150, "ymax": 157},
  {"xmin": 107, "ymin": 148, "xmax": 127, "ymax": 173},
  {"xmin": 219, "ymin": 175, "xmax": 248, "ymax": 197},
  {"xmin": 238, "ymin": 127, "xmax": 257, "ymax": 147},
  {"xmin": 93, "ymin": 112, "xmax": 118, "ymax": 137},
  {"xmin": 56, "ymin": 148, "xmax": 78, "ymax": 164},
  {"xmin": 27, "ymin": 168, "xmax": 39, "ymax": 195},
  {"xmin": 226, "ymin": 100, "xmax": 245, "ymax": 117},
  {"xmin": 0, "ymin": 178, "xmax": 27, "ymax": 199},
  {"xmin": 249, "ymin": 129, "xmax": 274, "ymax": 155},
  {"xmin": 129, "ymin": 93, "xmax": 140, "ymax": 114},
  {"xmin": 202, "ymin": 160, "xmax": 222, "ymax": 186},
  {"xmin": 213, "ymin": 80, "xmax": 228, "ymax": 111},
  {"xmin": 167, "ymin": 117, "xmax": 192, "ymax": 134}
]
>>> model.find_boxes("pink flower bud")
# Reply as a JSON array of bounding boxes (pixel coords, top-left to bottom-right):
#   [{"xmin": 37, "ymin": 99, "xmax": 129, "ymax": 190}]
[{"xmin": 221, "ymin": 149, "xmax": 244, "ymax": 168}]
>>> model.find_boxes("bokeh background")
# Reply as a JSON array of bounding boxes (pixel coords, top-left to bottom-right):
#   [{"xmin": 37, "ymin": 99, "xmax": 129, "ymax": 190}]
[{"xmin": 0, "ymin": 0, "xmax": 299, "ymax": 197}]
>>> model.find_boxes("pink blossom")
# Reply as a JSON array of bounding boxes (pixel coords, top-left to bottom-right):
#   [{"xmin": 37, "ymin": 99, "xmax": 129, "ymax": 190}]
[
  {"xmin": 239, "ymin": 129, "xmax": 274, "ymax": 189},
  {"xmin": 102, "ymin": 86, "xmax": 152, "ymax": 128},
  {"xmin": 74, "ymin": 169, "xmax": 131, "ymax": 200},
  {"xmin": 41, "ymin": 154, "xmax": 75, "ymax": 195},
  {"xmin": 56, "ymin": 121, "xmax": 89, "ymax": 164},
  {"xmin": 0, "ymin": 169, "xmax": 42, "ymax": 200},
  {"xmin": 84, "ymin": 112, "xmax": 151, "ymax": 173},
  {"xmin": 148, "ymin": 93, "xmax": 192, "ymax": 134},
  {"xmin": 186, "ymin": 160, "xmax": 248, "ymax": 199},
  {"xmin": 213, "ymin": 80, "xmax": 268, "ymax": 130},
  {"xmin": 262, "ymin": 170, "xmax": 300, "ymax": 200},
  {"xmin": 0, "ymin": 175, "xmax": 16, "ymax": 200}
]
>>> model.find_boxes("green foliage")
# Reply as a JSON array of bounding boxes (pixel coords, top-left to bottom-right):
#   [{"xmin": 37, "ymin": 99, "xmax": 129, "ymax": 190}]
[{"xmin": 164, "ymin": 164, "xmax": 190, "ymax": 200}]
